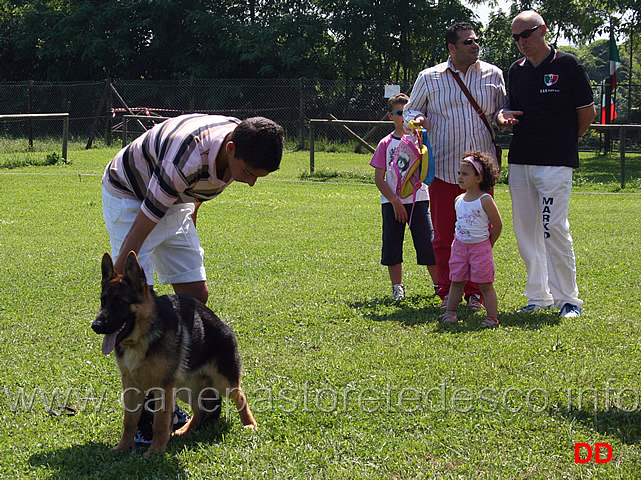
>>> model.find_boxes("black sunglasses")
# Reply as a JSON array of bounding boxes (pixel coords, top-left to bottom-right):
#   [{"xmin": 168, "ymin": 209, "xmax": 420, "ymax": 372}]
[
  {"xmin": 459, "ymin": 38, "xmax": 481, "ymax": 46},
  {"xmin": 512, "ymin": 25, "xmax": 541, "ymax": 42}
]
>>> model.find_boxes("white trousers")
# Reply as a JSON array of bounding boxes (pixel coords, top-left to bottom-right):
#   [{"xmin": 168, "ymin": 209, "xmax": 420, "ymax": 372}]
[
  {"xmin": 508, "ymin": 164, "xmax": 582, "ymax": 309},
  {"xmin": 102, "ymin": 187, "xmax": 206, "ymax": 286}
]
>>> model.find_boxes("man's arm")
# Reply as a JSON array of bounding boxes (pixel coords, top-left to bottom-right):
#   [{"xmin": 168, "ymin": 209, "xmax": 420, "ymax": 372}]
[
  {"xmin": 191, "ymin": 202, "xmax": 202, "ymax": 228},
  {"xmin": 114, "ymin": 210, "xmax": 157, "ymax": 273},
  {"xmin": 403, "ymin": 72, "xmax": 430, "ymax": 130},
  {"xmin": 577, "ymin": 104, "xmax": 596, "ymax": 138}
]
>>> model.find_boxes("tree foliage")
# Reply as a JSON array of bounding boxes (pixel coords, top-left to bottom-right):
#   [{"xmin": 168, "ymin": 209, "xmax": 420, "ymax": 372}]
[
  {"xmin": 0, "ymin": 0, "xmax": 473, "ymax": 81},
  {"xmin": 0, "ymin": 0, "xmax": 639, "ymax": 81}
]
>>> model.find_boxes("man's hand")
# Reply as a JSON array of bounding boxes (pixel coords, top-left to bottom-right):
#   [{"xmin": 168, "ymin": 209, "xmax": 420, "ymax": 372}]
[
  {"xmin": 497, "ymin": 109, "xmax": 523, "ymax": 127},
  {"xmin": 114, "ymin": 210, "xmax": 157, "ymax": 273},
  {"xmin": 410, "ymin": 116, "xmax": 431, "ymax": 131}
]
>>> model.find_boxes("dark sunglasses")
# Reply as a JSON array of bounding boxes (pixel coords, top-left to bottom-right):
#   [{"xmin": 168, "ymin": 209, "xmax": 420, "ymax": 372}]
[
  {"xmin": 459, "ymin": 38, "xmax": 481, "ymax": 46},
  {"xmin": 390, "ymin": 110, "xmax": 404, "ymax": 116},
  {"xmin": 512, "ymin": 25, "xmax": 540, "ymax": 42}
]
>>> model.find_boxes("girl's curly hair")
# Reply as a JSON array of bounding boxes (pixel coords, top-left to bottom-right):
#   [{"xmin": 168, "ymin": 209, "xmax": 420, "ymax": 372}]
[{"xmin": 461, "ymin": 150, "xmax": 499, "ymax": 192}]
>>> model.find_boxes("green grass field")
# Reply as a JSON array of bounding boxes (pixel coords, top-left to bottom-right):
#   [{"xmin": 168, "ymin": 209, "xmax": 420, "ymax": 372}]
[{"xmin": 0, "ymin": 144, "xmax": 640, "ymax": 478}]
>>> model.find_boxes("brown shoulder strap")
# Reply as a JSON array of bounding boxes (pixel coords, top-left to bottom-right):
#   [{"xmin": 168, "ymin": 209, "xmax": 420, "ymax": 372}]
[{"xmin": 449, "ymin": 69, "xmax": 495, "ymax": 141}]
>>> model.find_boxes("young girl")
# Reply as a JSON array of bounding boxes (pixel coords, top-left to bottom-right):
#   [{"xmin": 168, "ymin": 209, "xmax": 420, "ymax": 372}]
[{"xmin": 441, "ymin": 151, "xmax": 502, "ymax": 327}]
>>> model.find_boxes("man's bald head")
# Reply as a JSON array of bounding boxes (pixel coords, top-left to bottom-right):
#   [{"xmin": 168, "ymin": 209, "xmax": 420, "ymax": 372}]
[{"xmin": 512, "ymin": 10, "xmax": 545, "ymax": 29}]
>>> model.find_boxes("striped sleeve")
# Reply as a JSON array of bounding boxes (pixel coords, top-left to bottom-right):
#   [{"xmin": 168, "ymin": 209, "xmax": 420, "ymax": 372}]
[{"xmin": 140, "ymin": 115, "xmax": 236, "ymax": 222}]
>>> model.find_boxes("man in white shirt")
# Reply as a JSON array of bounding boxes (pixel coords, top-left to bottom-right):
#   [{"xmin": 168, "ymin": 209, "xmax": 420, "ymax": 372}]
[{"xmin": 404, "ymin": 21, "xmax": 509, "ymax": 308}]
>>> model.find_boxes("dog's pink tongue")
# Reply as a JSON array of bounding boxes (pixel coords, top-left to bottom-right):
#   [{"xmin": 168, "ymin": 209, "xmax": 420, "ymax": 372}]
[{"xmin": 102, "ymin": 333, "xmax": 117, "ymax": 355}]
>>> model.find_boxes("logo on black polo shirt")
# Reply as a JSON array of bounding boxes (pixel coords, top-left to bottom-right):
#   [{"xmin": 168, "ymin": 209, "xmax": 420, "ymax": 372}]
[{"xmin": 544, "ymin": 74, "xmax": 559, "ymax": 86}]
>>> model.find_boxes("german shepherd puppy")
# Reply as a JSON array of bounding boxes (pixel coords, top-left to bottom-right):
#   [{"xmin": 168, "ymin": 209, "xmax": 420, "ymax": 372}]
[{"xmin": 92, "ymin": 251, "xmax": 257, "ymax": 454}]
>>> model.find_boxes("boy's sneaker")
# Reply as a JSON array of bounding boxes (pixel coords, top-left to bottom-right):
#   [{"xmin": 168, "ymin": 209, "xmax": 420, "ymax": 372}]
[
  {"xmin": 173, "ymin": 406, "xmax": 191, "ymax": 430},
  {"xmin": 134, "ymin": 403, "xmax": 155, "ymax": 446},
  {"xmin": 559, "ymin": 303, "xmax": 582, "ymax": 318},
  {"xmin": 466, "ymin": 294, "xmax": 484, "ymax": 309},
  {"xmin": 134, "ymin": 396, "xmax": 192, "ymax": 446},
  {"xmin": 392, "ymin": 284, "xmax": 405, "ymax": 301},
  {"xmin": 518, "ymin": 304, "xmax": 553, "ymax": 313}
]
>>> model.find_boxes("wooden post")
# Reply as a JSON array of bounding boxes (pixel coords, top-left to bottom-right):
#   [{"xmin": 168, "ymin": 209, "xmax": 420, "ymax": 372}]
[
  {"xmin": 122, "ymin": 116, "xmax": 128, "ymax": 147},
  {"xmin": 299, "ymin": 78, "xmax": 306, "ymax": 149},
  {"xmin": 619, "ymin": 125, "xmax": 626, "ymax": 189},
  {"xmin": 28, "ymin": 81, "xmax": 34, "ymax": 149},
  {"xmin": 106, "ymin": 80, "xmax": 113, "ymax": 146},
  {"xmin": 62, "ymin": 115, "xmax": 69, "ymax": 161},
  {"xmin": 309, "ymin": 122, "xmax": 315, "ymax": 173},
  {"xmin": 86, "ymin": 79, "xmax": 111, "ymax": 149},
  {"xmin": 604, "ymin": 76, "xmax": 613, "ymax": 153},
  {"xmin": 328, "ymin": 114, "xmax": 375, "ymax": 153}
]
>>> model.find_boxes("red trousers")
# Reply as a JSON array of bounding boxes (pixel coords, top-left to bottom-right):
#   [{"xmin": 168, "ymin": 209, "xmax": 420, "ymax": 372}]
[{"xmin": 429, "ymin": 177, "xmax": 482, "ymax": 299}]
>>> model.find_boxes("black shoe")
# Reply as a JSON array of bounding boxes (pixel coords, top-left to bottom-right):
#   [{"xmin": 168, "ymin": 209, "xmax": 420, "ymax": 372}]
[{"xmin": 134, "ymin": 395, "xmax": 192, "ymax": 446}]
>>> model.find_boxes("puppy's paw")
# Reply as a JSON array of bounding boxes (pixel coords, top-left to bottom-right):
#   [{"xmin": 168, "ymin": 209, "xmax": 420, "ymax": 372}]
[
  {"xmin": 172, "ymin": 424, "xmax": 190, "ymax": 436},
  {"xmin": 112, "ymin": 442, "xmax": 134, "ymax": 452},
  {"xmin": 144, "ymin": 444, "xmax": 167, "ymax": 456}
]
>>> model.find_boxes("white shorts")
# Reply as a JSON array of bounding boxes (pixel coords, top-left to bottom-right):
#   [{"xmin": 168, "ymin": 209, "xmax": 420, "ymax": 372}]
[{"xmin": 102, "ymin": 186, "xmax": 206, "ymax": 286}]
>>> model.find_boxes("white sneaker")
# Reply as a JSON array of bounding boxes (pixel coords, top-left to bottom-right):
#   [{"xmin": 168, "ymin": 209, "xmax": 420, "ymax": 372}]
[
  {"xmin": 518, "ymin": 304, "xmax": 553, "ymax": 313},
  {"xmin": 559, "ymin": 303, "xmax": 582, "ymax": 318},
  {"xmin": 392, "ymin": 284, "xmax": 405, "ymax": 301}
]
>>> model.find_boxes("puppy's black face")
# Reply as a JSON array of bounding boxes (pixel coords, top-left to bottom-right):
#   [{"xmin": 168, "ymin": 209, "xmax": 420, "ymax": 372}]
[
  {"xmin": 92, "ymin": 280, "xmax": 138, "ymax": 354},
  {"xmin": 92, "ymin": 252, "xmax": 147, "ymax": 355}
]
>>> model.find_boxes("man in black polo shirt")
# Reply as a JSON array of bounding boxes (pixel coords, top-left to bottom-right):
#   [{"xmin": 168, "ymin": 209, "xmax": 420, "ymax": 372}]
[{"xmin": 498, "ymin": 10, "xmax": 596, "ymax": 318}]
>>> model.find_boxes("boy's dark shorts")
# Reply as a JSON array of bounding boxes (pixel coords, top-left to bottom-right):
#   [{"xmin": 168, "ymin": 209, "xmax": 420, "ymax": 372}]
[{"xmin": 381, "ymin": 200, "xmax": 436, "ymax": 266}]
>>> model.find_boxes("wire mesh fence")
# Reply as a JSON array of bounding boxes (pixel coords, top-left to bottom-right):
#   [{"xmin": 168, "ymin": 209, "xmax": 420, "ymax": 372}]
[{"xmin": 0, "ymin": 79, "xmax": 639, "ymax": 153}]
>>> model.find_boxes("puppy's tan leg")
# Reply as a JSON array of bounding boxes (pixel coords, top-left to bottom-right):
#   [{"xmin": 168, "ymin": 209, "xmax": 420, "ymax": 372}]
[
  {"xmin": 174, "ymin": 381, "xmax": 220, "ymax": 436},
  {"xmin": 114, "ymin": 378, "xmax": 144, "ymax": 451},
  {"xmin": 145, "ymin": 387, "xmax": 174, "ymax": 455},
  {"xmin": 229, "ymin": 386, "xmax": 258, "ymax": 429}
]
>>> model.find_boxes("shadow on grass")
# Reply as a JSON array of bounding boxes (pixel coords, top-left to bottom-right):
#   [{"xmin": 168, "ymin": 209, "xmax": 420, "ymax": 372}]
[
  {"xmin": 432, "ymin": 309, "xmax": 561, "ymax": 333},
  {"xmin": 350, "ymin": 295, "xmax": 442, "ymax": 326},
  {"xmin": 28, "ymin": 420, "xmax": 232, "ymax": 479},
  {"xmin": 554, "ymin": 407, "xmax": 641, "ymax": 445},
  {"xmin": 352, "ymin": 296, "xmax": 561, "ymax": 331}
]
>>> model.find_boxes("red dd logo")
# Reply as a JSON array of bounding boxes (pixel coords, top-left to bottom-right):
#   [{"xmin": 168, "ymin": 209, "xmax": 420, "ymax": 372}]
[{"xmin": 574, "ymin": 442, "xmax": 613, "ymax": 463}]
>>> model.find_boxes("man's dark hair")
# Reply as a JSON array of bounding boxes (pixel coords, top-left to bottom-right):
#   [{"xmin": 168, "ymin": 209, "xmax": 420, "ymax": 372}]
[
  {"xmin": 231, "ymin": 117, "xmax": 284, "ymax": 172},
  {"xmin": 445, "ymin": 21, "xmax": 475, "ymax": 47}
]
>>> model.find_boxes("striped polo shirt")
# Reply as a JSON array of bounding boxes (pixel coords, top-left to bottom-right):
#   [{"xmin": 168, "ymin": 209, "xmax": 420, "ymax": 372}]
[
  {"xmin": 404, "ymin": 58, "xmax": 508, "ymax": 184},
  {"xmin": 102, "ymin": 114, "xmax": 239, "ymax": 222}
]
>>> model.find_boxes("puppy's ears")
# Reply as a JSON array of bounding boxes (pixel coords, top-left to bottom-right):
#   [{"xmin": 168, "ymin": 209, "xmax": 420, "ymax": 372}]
[
  {"xmin": 101, "ymin": 252, "xmax": 118, "ymax": 288},
  {"xmin": 123, "ymin": 250, "xmax": 146, "ymax": 290}
]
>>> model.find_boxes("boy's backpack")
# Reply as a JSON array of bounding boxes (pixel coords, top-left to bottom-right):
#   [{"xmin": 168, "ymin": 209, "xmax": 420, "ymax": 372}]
[{"xmin": 390, "ymin": 123, "xmax": 434, "ymax": 225}]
